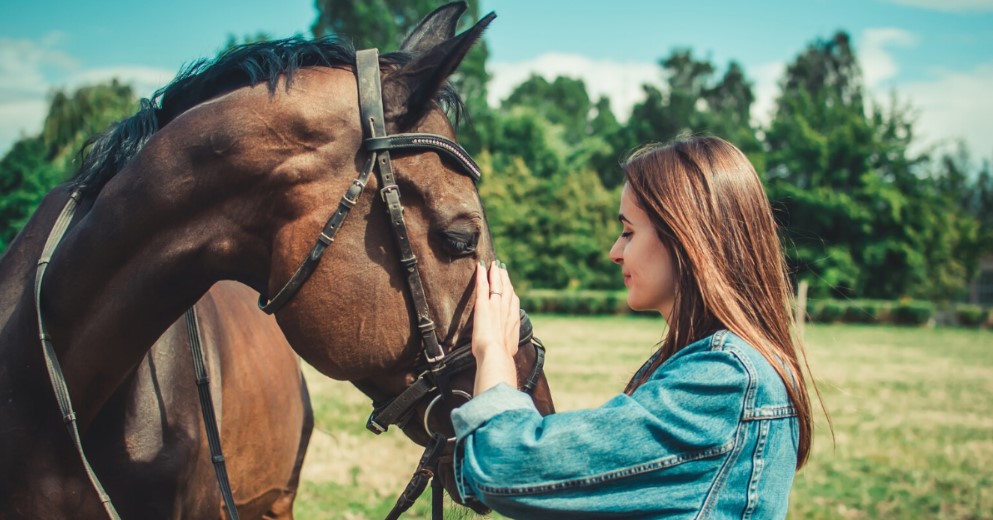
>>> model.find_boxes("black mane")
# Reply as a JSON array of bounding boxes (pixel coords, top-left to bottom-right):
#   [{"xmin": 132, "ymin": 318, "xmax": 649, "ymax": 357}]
[{"xmin": 72, "ymin": 36, "xmax": 465, "ymax": 197}]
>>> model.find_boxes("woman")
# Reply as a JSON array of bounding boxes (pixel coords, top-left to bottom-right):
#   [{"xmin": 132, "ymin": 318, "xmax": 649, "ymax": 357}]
[{"xmin": 454, "ymin": 136, "xmax": 820, "ymax": 519}]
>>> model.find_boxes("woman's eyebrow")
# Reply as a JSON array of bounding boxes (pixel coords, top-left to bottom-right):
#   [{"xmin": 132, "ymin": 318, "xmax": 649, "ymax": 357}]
[{"xmin": 618, "ymin": 214, "xmax": 631, "ymax": 224}]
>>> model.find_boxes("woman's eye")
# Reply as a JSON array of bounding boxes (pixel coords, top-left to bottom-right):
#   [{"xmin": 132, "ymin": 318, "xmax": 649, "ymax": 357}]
[{"xmin": 620, "ymin": 231, "xmax": 633, "ymax": 239}]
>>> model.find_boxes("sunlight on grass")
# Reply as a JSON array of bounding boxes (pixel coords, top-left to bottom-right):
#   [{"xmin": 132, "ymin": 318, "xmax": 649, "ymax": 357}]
[{"xmin": 296, "ymin": 317, "xmax": 992, "ymax": 519}]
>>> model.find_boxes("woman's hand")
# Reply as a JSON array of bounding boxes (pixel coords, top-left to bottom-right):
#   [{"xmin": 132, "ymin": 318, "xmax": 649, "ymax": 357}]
[{"xmin": 471, "ymin": 261, "xmax": 521, "ymax": 394}]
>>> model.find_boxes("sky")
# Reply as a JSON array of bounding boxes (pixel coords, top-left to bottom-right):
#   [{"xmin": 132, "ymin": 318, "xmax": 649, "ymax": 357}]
[{"xmin": 1, "ymin": 0, "xmax": 992, "ymax": 162}]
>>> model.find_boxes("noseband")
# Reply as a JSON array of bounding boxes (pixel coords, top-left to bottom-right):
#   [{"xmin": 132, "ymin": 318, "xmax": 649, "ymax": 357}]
[{"xmin": 258, "ymin": 48, "xmax": 546, "ymax": 519}]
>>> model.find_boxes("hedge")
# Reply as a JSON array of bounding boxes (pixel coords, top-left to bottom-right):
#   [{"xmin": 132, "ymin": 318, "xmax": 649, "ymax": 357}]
[{"xmin": 516, "ymin": 290, "xmax": 991, "ymax": 329}]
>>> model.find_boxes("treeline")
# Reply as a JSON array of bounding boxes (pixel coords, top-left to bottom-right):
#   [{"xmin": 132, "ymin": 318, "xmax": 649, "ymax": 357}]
[{"xmin": 2, "ymin": 2, "xmax": 991, "ymax": 304}]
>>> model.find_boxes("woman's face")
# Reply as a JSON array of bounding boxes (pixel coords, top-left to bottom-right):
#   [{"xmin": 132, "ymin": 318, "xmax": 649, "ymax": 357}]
[{"xmin": 609, "ymin": 183, "xmax": 676, "ymax": 319}]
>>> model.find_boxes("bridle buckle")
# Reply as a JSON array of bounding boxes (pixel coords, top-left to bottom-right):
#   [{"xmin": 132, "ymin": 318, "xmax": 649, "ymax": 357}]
[{"xmin": 380, "ymin": 184, "xmax": 400, "ymax": 202}]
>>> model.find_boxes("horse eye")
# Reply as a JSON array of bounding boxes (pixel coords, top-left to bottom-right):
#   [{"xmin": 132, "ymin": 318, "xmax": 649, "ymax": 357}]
[{"xmin": 437, "ymin": 230, "xmax": 478, "ymax": 257}]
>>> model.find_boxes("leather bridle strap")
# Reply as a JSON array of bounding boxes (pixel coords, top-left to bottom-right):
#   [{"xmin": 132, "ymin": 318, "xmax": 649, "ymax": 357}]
[
  {"xmin": 185, "ymin": 307, "xmax": 240, "ymax": 520},
  {"xmin": 34, "ymin": 191, "xmax": 121, "ymax": 520},
  {"xmin": 257, "ymin": 156, "xmax": 374, "ymax": 314},
  {"xmin": 356, "ymin": 47, "xmax": 446, "ymax": 362},
  {"xmin": 384, "ymin": 432, "xmax": 448, "ymax": 520},
  {"xmin": 365, "ymin": 134, "xmax": 481, "ymax": 181},
  {"xmin": 366, "ymin": 310, "xmax": 545, "ymax": 435},
  {"xmin": 366, "ymin": 344, "xmax": 476, "ymax": 434}
]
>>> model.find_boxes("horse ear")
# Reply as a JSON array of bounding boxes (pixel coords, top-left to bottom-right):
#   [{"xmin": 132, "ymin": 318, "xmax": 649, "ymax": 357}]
[
  {"xmin": 399, "ymin": 1, "xmax": 467, "ymax": 53},
  {"xmin": 383, "ymin": 11, "xmax": 496, "ymax": 130}
]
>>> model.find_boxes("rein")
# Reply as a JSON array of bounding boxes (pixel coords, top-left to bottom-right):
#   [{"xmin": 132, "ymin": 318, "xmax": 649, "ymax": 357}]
[
  {"xmin": 34, "ymin": 190, "xmax": 119, "ymax": 520},
  {"xmin": 34, "ymin": 192, "xmax": 241, "ymax": 519},
  {"xmin": 31, "ymin": 47, "xmax": 546, "ymax": 520}
]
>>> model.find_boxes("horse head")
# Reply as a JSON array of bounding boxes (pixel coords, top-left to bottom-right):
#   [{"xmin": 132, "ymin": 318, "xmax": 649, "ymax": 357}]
[{"xmin": 248, "ymin": 3, "xmax": 554, "ymax": 512}]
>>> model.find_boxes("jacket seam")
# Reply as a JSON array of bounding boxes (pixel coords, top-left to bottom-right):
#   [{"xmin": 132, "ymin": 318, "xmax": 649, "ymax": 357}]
[
  {"xmin": 743, "ymin": 418, "xmax": 770, "ymax": 519},
  {"xmin": 473, "ymin": 441, "xmax": 735, "ymax": 496},
  {"xmin": 697, "ymin": 332, "xmax": 756, "ymax": 519},
  {"xmin": 696, "ymin": 416, "xmax": 747, "ymax": 519},
  {"xmin": 743, "ymin": 406, "xmax": 797, "ymax": 420}
]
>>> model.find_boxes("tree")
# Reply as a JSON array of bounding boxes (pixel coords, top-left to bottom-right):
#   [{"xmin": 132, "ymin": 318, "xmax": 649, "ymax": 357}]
[
  {"xmin": 219, "ymin": 32, "xmax": 274, "ymax": 54},
  {"xmin": 42, "ymin": 80, "xmax": 136, "ymax": 166},
  {"xmin": 0, "ymin": 137, "xmax": 62, "ymax": 250},
  {"xmin": 613, "ymin": 48, "xmax": 762, "ymax": 176},
  {"xmin": 0, "ymin": 81, "xmax": 137, "ymax": 253},
  {"xmin": 503, "ymin": 75, "xmax": 593, "ymax": 144},
  {"xmin": 765, "ymin": 31, "xmax": 981, "ymax": 301}
]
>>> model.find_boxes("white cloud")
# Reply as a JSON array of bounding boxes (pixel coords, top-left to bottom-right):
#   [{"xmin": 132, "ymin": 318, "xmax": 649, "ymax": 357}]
[
  {"xmin": 899, "ymin": 62, "xmax": 993, "ymax": 158},
  {"xmin": 0, "ymin": 35, "xmax": 173, "ymax": 156},
  {"xmin": 751, "ymin": 61, "xmax": 786, "ymax": 127},
  {"xmin": 883, "ymin": 0, "xmax": 993, "ymax": 12},
  {"xmin": 0, "ymin": 34, "xmax": 76, "ymax": 100},
  {"xmin": 489, "ymin": 53, "xmax": 663, "ymax": 121},
  {"xmin": 0, "ymin": 100, "xmax": 49, "ymax": 152},
  {"xmin": 68, "ymin": 66, "xmax": 176, "ymax": 99},
  {"xmin": 860, "ymin": 28, "xmax": 918, "ymax": 88},
  {"xmin": 854, "ymin": 27, "xmax": 991, "ymax": 158}
]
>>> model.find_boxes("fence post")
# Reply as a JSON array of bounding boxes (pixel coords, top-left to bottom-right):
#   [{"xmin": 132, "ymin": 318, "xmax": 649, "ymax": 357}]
[{"xmin": 795, "ymin": 280, "xmax": 808, "ymax": 340}]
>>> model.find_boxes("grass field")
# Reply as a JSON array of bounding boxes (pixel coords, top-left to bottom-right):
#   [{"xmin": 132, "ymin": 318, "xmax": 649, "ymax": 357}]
[{"xmin": 294, "ymin": 316, "xmax": 993, "ymax": 519}]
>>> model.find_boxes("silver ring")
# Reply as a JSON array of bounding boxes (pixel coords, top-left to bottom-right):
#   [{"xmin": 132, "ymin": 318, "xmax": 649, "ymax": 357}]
[
  {"xmin": 423, "ymin": 390, "xmax": 472, "ymax": 441},
  {"xmin": 489, "ymin": 291, "xmax": 502, "ymax": 297}
]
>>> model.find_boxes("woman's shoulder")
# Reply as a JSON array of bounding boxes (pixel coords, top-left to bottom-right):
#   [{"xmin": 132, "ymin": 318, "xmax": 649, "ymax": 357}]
[{"xmin": 670, "ymin": 330, "xmax": 796, "ymax": 415}]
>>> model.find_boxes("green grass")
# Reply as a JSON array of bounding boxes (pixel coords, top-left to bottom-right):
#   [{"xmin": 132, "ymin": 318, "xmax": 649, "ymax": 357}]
[{"xmin": 296, "ymin": 316, "xmax": 993, "ymax": 519}]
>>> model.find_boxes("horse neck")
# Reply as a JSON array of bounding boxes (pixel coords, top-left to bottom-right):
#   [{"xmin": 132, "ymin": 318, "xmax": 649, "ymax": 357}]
[{"xmin": 34, "ymin": 137, "xmax": 279, "ymax": 429}]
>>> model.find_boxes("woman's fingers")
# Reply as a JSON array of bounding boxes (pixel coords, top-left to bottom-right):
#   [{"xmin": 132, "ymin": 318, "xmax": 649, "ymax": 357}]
[
  {"xmin": 475, "ymin": 262, "xmax": 490, "ymax": 307},
  {"xmin": 488, "ymin": 260, "xmax": 503, "ymax": 298},
  {"xmin": 473, "ymin": 260, "xmax": 523, "ymax": 358}
]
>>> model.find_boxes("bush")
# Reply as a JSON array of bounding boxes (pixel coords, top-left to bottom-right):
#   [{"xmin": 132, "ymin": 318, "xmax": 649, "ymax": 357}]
[
  {"xmin": 818, "ymin": 300, "xmax": 846, "ymax": 323},
  {"xmin": 523, "ymin": 292, "xmax": 951, "ymax": 329},
  {"xmin": 842, "ymin": 300, "xmax": 889, "ymax": 324},
  {"xmin": 892, "ymin": 300, "xmax": 935, "ymax": 326},
  {"xmin": 954, "ymin": 304, "xmax": 986, "ymax": 327},
  {"xmin": 519, "ymin": 289, "xmax": 629, "ymax": 315}
]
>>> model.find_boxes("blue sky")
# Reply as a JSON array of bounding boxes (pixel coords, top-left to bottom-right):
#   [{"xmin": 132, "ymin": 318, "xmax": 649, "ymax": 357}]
[{"xmin": 2, "ymin": 0, "xmax": 991, "ymax": 161}]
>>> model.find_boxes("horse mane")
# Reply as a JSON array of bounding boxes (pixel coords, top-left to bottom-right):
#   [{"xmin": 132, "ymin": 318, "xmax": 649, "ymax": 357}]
[{"xmin": 71, "ymin": 36, "xmax": 465, "ymax": 198}]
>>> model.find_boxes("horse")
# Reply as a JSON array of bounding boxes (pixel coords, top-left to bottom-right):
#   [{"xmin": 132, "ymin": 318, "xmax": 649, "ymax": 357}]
[
  {"xmin": 0, "ymin": 2, "xmax": 554, "ymax": 518},
  {"xmin": 1, "ymin": 184, "xmax": 312, "ymax": 519}
]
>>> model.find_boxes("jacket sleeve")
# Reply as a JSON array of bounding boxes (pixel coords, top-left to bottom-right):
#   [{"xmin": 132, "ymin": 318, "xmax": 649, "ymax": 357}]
[{"xmin": 451, "ymin": 347, "xmax": 748, "ymax": 516}]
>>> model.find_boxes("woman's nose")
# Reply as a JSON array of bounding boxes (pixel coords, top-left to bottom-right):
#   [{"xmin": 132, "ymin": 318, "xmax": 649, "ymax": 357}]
[{"xmin": 609, "ymin": 238, "xmax": 623, "ymax": 265}]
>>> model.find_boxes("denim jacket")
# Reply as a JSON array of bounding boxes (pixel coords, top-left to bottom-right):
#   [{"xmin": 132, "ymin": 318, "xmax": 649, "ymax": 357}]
[{"xmin": 451, "ymin": 330, "xmax": 799, "ymax": 519}]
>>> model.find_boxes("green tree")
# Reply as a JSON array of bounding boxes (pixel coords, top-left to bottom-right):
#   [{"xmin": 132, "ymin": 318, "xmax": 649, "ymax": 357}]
[
  {"xmin": 0, "ymin": 81, "xmax": 137, "ymax": 253},
  {"xmin": 766, "ymin": 31, "xmax": 980, "ymax": 301},
  {"xmin": 503, "ymin": 75, "xmax": 592, "ymax": 143},
  {"xmin": 0, "ymin": 137, "xmax": 63, "ymax": 250},
  {"xmin": 219, "ymin": 32, "xmax": 274, "ymax": 54},
  {"xmin": 614, "ymin": 48, "xmax": 762, "ymax": 176},
  {"xmin": 42, "ymin": 80, "xmax": 136, "ymax": 166}
]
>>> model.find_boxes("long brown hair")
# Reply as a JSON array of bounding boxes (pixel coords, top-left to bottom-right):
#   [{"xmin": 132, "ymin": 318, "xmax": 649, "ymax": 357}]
[{"xmin": 621, "ymin": 135, "xmax": 823, "ymax": 469}]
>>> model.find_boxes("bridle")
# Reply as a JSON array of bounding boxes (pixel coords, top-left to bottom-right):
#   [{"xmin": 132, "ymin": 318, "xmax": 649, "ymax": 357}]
[
  {"xmin": 31, "ymin": 47, "xmax": 544, "ymax": 520},
  {"xmin": 257, "ymin": 48, "xmax": 547, "ymax": 519}
]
